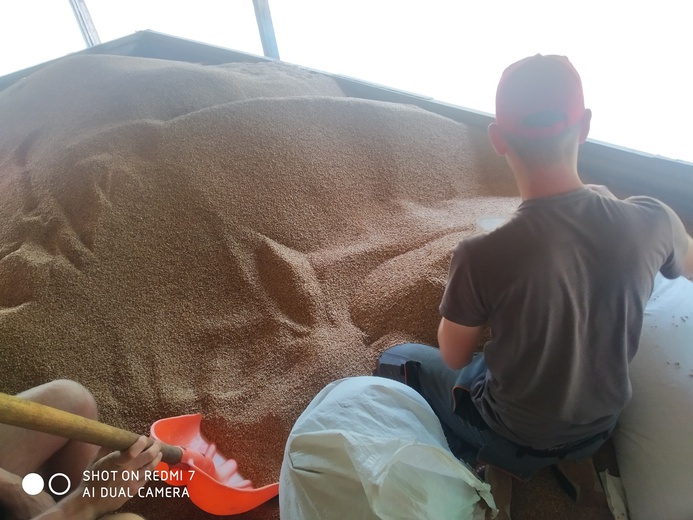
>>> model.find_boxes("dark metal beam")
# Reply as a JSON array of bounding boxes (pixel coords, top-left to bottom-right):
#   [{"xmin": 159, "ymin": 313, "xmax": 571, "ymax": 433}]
[
  {"xmin": 252, "ymin": 0, "xmax": 280, "ymax": 59},
  {"xmin": 68, "ymin": 0, "xmax": 101, "ymax": 47}
]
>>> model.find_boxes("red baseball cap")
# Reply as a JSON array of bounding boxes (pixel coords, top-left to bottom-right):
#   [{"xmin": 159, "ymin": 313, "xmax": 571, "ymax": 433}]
[{"xmin": 495, "ymin": 54, "xmax": 585, "ymax": 138}]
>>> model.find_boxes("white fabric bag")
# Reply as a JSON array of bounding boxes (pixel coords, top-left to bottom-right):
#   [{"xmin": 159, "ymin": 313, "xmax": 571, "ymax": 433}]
[
  {"xmin": 613, "ymin": 274, "xmax": 693, "ymax": 520},
  {"xmin": 279, "ymin": 376, "xmax": 494, "ymax": 520}
]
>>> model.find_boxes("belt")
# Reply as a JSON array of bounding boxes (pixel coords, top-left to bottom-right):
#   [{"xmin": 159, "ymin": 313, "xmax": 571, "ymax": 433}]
[{"xmin": 515, "ymin": 429, "xmax": 611, "ymax": 459}]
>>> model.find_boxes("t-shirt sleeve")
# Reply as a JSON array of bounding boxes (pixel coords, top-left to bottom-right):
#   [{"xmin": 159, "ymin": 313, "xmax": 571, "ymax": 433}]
[
  {"xmin": 628, "ymin": 196, "xmax": 689, "ymax": 279},
  {"xmin": 438, "ymin": 241, "xmax": 488, "ymax": 327}
]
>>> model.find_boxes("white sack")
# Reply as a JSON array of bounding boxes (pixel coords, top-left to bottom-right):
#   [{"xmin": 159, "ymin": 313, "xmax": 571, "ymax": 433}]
[
  {"xmin": 279, "ymin": 376, "xmax": 494, "ymax": 520},
  {"xmin": 613, "ymin": 274, "xmax": 693, "ymax": 520}
]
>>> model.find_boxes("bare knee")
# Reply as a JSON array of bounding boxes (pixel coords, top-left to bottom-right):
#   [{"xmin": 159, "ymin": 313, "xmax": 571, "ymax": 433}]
[
  {"xmin": 50, "ymin": 379, "xmax": 98, "ymax": 420},
  {"xmin": 20, "ymin": 379, "xmax": 98, "ymax": 420}
]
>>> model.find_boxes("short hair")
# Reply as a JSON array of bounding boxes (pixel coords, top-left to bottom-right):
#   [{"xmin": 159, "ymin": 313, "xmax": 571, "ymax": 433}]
[{"xmin": 503, "ymin": 120, "xmax": 582, "ymax": 165}]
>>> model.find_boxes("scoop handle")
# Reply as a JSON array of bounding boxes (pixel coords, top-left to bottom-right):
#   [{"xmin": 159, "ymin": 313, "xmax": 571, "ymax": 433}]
[{"xmin": 0, "ymin": 392, "xmax": 183, "ymax": 465}]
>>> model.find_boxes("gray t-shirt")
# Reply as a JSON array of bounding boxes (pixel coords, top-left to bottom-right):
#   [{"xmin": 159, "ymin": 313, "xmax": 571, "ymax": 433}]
[{"xmin": 439, "ymin": 188, "xmax": 688, "ymax": 449}]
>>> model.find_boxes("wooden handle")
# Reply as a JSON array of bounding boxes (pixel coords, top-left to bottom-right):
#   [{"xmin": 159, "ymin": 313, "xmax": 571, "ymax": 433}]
[{"xmin": 0, "ymin": 392, "xmax": 183, "ymax": 465}]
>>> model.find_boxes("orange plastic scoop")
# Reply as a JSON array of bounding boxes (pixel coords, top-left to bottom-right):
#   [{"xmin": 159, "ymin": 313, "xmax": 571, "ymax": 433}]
[{"xmin": 150, "ymin": 413, "xmax": 279, "ymax": 516}]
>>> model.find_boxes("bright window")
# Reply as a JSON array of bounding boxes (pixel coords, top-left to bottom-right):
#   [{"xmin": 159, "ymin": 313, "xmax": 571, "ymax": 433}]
[
  {"xmin": 86, "ymin": 0, "xmax": 263, "ymax": 56},
  {"xmin": 0, "ymin": 1, "xmax": 85, "ymax": 76},
  {"xmin": 271, "ymin": 0, "xmax": 692, "ymax": 163}
]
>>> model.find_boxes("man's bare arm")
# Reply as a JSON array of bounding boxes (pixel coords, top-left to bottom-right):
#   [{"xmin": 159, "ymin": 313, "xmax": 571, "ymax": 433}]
[
  {"xmin": 684, "ymin": 235, "xmax": 693, "ymax": 278},
  {"xmin": 437, "ymin": 318, "xmax": 483, "ymax": 370}
]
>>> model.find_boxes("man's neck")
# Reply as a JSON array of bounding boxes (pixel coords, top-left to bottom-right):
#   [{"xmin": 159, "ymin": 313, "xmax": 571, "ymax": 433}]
[{"xmin": 513, "ymin": 165, "xmax": 584, "ymax": 201}]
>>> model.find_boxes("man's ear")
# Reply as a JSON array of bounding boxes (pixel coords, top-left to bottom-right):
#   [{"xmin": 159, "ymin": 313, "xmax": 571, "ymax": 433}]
[
  {"xmin": 487, "ymin": 122, "xmax": 507, "ymax": 156},
  {"xmin": 578, "ymin": 109, "xmax": 592, "ymax": 143}
]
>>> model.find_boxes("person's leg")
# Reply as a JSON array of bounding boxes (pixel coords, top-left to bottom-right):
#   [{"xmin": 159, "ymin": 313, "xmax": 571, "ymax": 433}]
[
  {"xmin": 377, "ymin": 344, "xmax": 461, "ymax": 425},
  {"xmin": 378, "ymin": 345, "xmax": 561, "ymax": 520},
  {"xmin": 377, "ymin": 344, "xmax": 499, "ymax": 463},
  {"xmin": 0, "ymin": 380, "xmax": 99, "ymax": 486},
  {"xmin": 378, "ymin": 344, "xmax": 566, "ymax": 482},
  {"xmin": 553, "ymin": 458, "xmax": 607, "ymax": 507},
  {"xmin": 104, "ymin": 514, "xmax": 146, "ymax": 519},
  {"xmin": 485, "ymin": 465, "xmax": 513, "ymax": 520}
]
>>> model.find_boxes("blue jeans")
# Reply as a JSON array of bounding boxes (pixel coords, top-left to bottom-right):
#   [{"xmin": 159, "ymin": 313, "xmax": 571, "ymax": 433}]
[{"xmin": 377, "ymin": 343, "xmax": 609, "ymax": 481}]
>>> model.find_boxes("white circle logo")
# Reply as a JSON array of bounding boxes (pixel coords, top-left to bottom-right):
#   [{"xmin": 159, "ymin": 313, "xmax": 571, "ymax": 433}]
[
  {"xmin": 21, "ymin": 473, "xmax": 44, "ymax": 495},
  {"xmin": 48, "ymin": 473, "xmax": 71, "ymax": 496}
]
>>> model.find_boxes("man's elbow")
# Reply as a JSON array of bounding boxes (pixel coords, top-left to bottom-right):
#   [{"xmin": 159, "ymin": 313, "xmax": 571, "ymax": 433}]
[
  {"xmin": 437, "ymin": 318, "xmax": 479, "ymax": 370},
  {"xmin": 439, "ymin": 342, "xmax": 472, "ymax": 370}
]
